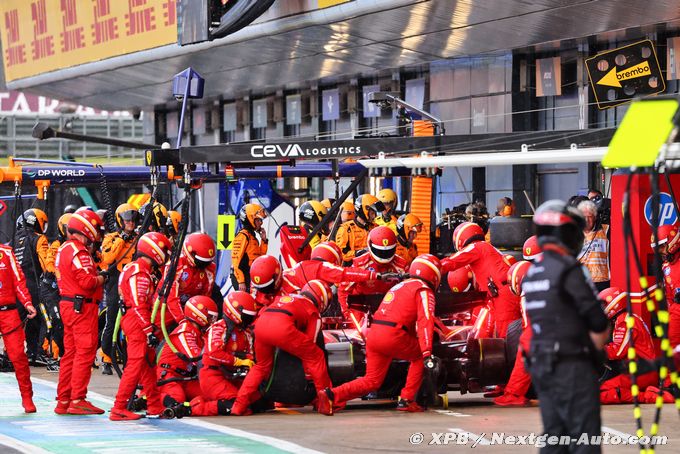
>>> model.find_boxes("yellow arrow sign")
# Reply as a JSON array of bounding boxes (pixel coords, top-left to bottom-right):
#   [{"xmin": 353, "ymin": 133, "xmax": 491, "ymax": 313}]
[
  {"xmin": 217, "ymin": 214, "xmax": 236, "ymax": 250},
  {"xmin": 597, "ymin": 61, "xmax": 652, "ymax": 88}
]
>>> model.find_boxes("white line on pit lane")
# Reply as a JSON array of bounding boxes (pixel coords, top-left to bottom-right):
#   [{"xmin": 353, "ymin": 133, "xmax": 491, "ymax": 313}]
[
  {"xmin": 601, "ymin": 426, "xmax": 636, "ymax": 439},
  {"xmin": 449, "ymin": 428, "xmax": 491, "ymax": 445},
  {"xmin": 433, "ymin": 410, "xmax": 471, "ymax": 417},
  {"xmin": 29, "ymin": 376, "xmax": 325, "ymax": 454}
]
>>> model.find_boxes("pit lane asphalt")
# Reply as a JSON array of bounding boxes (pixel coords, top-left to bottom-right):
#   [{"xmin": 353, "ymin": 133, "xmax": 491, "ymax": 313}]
[{"xmin": 18, "ymin": 367, "xmax": 680, "ymax": 453}]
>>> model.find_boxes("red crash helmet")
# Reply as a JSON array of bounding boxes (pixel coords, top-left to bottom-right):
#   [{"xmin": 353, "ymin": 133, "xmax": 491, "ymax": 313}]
[
  {"xmin": 184, "ymin": 295, "xmax": 219, "ymax": 328},
  {"xmin": 182, "ymin": 232, "xmax": 216, "ymax": 268},
  {"xmin": 311, "ymin": 241, "xmax": 343, "ymax": 266},
  {"xmin": 137, "ymin": 232, "xmax": 171, "ymax": 266},
  {"xmin": 523, "ymin": 235, "xmax": 542, "ymax": 261},
  {"xmin": 507, "ymin": 260, "xmax": 532, "ymax": 296},
  {"xmin": 599, "ymin": 287, "xmax": 628, "ymax": 320},
  {"xmin": 651, "ymin": 224, "xmax": 680, "ymax": 255},
  {"xmin": 447, "ymin": 266, "xmax": 474, "ymax": 292},
  {"xmin": 250, "ymin": 255, "xmax": 282, "ymax": 293},
  {"xmin": 224, "ymin": 291, "xmax": 258, "ymax": 326},
  {"xmin": 301, "ymin": 279, "xmax": 333, "ymax": 314},
  {"xmin": 68, "ymin": 209, "xmax": 103, "ymax": 244},
  {"xmin": 409, "ymin": 253, "xmax": 442, "ymax": 289},
  {"xmin": 367, "ymin": 226, "xmax": 397, "ymax": 264},
  {"xmin": 452, "ymin": 222, "xmax": 484, "ymax": 252}
]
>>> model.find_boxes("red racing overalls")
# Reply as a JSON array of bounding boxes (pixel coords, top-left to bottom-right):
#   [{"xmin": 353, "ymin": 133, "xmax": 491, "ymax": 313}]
[
  {"xmin": 113, "ymin": 258, "xmax": 164, "ymax": 414},
  {"xmin": 0, "ymin": 244, "xmax": 35, "ymax": 401},
  {"xmin": 441, "ymin": 241, "xmax": 521, "ymax": 337},
  {"xmin": 281, "ymin": 259, "xmax": 378, "ymax": 293},
  {"xmin": 231, "ymin": 294, "xmax": 331, "ymax": 415},
  {"xmin": 156, "ymin": 319, "xmax": 204, "ymax": 405},
  {"xmin": 55, "ymin": 239, "xmax": 103, "ymax": 403},
  {"xmin": 331, "ymin": 278, "xmax": 436, "ymax": 404},
  {"xmin": 159, "ymin": 257, "xmax": 215, "ymax": 327}
]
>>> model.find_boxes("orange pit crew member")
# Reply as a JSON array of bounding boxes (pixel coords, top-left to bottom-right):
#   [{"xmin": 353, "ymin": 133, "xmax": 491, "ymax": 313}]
[
  {"xmin": 54, "ymin": 209, "xmax": 107, "ymax": 415},
  {"xmin": 231, "ymin": 203, "xmax": 268, "ymax": 292},
  {"xmin": 335, "ymin": 194, "xmax": 384, "ymax": 265},
  {"xmin": 318, "ymin": 254, "xmax": 442, "ymax": 415},
  {"xmin": 395, "ymin": 213, "xmax": 422, "ymax": 265},
  {"xmin": 0, "ymin": 243, "xmax": 38, "ymax": 413}
]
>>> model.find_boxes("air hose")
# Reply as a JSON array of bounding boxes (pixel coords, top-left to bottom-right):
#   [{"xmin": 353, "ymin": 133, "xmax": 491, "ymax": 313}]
[{"xmin": 622, "ymin": 169, "xmax": 679, "ymax": 454}]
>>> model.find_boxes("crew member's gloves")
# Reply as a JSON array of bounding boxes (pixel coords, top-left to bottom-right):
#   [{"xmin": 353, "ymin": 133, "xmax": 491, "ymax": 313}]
[
  {"xmin": 377, "ymin": 272, "xmax": 400, "ymax": 281},
  {"xmin": 99, "ymin": 269, "xmax": 111, "ymax": 283},
  {"xmin": 423, "ymin": 354, "xmax": 437, "ymax": 370},
  {"xmin": 233, "ymin": 358, "xmax": 254, "ymax": 368},
  {"xmin": 146, "ymin": 332, "xmax": 160, "ymax": 348}
]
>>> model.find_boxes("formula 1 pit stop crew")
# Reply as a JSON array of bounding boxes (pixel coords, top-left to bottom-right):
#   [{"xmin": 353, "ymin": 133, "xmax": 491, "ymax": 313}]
[
  {"xmin": 166, "ymin": 210, "xmax": 182, "ymax": 245},
  {"xmin": 110, "ymin": 232, "xmax": 171, "ymax": 421},
  {"xmin": 0, "ymin": 244, "xmax": 38, "ymax": 413},
  {"xmin": 376, "ymin": 188, "xmax": 398, "ymax": 234},
  {"xmin": 335, "ymin": 194, "xmax": 385, "ymax": 265},
  {"xmin": 191, "ymin": 291, "xmax": 259, "ymax": 416},
  {"xmin": 395, "ymin": 213, "xmax": 422, "ymax": 265},
  {"xmin": 597, "ymin": 287, "xmax": 671, "ymax": 404},
  {"xmin": 441, "ymin": 221, "xmax": 521, "ymax": 338},
  {"xmin": 161, "ymin": 232, "xmax": 216, "ymax": 328},
  {"xmin": 54, "ymin": 209, "xmax": 107, "ymax": 415},
  {"xmin": 231, "ymin": 280, "xmax": 333, "ymax": 416},
  {"xmin": 249, "ymin": 255, "xmax": 284, "ymax": 308},
  {"xmin": 100, "ymin": 203, "xmax": 140, "ymax": 376},
  {"xmin": 231, "ymin": 203, "xmax": 268, "ymax": 292},
  {"xmin": 157, "ymin": 295, "xmax": 218, "ymax": 414},
  {"xmin": 523, "ymin": 200, "xmax": 610, "ymax": 454},
  {"xmin": 494, "ymin": 260, "xmax": 533, "ymax": 406},
  {"xmin": 281, "ymin": 241, "xmax": 395, "ymax": 294},
  {"xmin": 338, "ymin": 226, "xmax": 408, "ymax": 327},
  {"xmin": 299, "ymin": 200, "xmax": 329, "ymax": 250},
  {"xmin": 318, "ymin": 254, "xmax": 442, "ymax": 415},
  {"xmin": 138, "ymin": 201, "xmax": 169, "ymax": 234},
  {"xmin": 653, "ymin": 224, "xmax": 680, "ymax": 350},
  {"xmin": 320, "ymin": 198, "xmax": 336, "ymax": 234},
  {"xmin": 14, "ymin": 208, "xmax": 54, "ymax": 366}
]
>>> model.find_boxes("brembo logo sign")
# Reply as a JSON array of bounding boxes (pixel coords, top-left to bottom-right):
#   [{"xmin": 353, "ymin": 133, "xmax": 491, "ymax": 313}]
[{"xmin": 250, "ymin": 144, "xmax": 362, "ymax": 158}]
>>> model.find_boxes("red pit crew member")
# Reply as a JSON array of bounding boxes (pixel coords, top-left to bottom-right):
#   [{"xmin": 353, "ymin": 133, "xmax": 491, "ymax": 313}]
[
  {"xmin": 598, "ymin": 287, "xmax": 672, "ymax": 404},
  {"xmin": 157, "ymin": 295, "xmax": 218, "ymax": 414},
  {"xmin": 338, "ymin": 226, "xmax": 407, "ymax": 327},
  {"xmin": 54, "ymin": 209, "xmax": 106, "ymax": 415},
  {"xmin": 0, "ymin": 244, "xmax": 38, "ymax": 413},
  {"xmin": 249, "ymin": 255, "xmax": 284, "ymax": 308},
  {"xmin": 191, "ymin": 291, "xmax": 259, "ymax": 416},
  {"xmin": 110, "ymin": 232, "xmax": 171, "ymax": 421},
  {"xmin": 653, "ymin": 225, "xmax": 680, "ymax": 350},
  {"xmin": 441, "ymin": 222, "xmax": 521, "ymax": 338},
  {"xmin": 318, "ymin": 254, "xmax": 442, "ymax": 415},
  {"xmin": 281, "ymin": 241, "xmax": 396, "ymax": 294},
  {"xmin": 161, "ymin": 233, "xmax": 216, "ymax": 328},
  {"xmin": 494, "ymin": 260, "xmax": 534, "ymax": 406},
  {"xmin": 231, "ymin": 280, "xmax": 333, "ymax": 416}
]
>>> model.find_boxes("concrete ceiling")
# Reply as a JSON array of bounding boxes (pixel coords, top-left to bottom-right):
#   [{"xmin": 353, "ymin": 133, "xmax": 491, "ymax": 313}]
[{"xmin": 6, "ymin": 0, "xmax": 680, "ymax": 111}]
